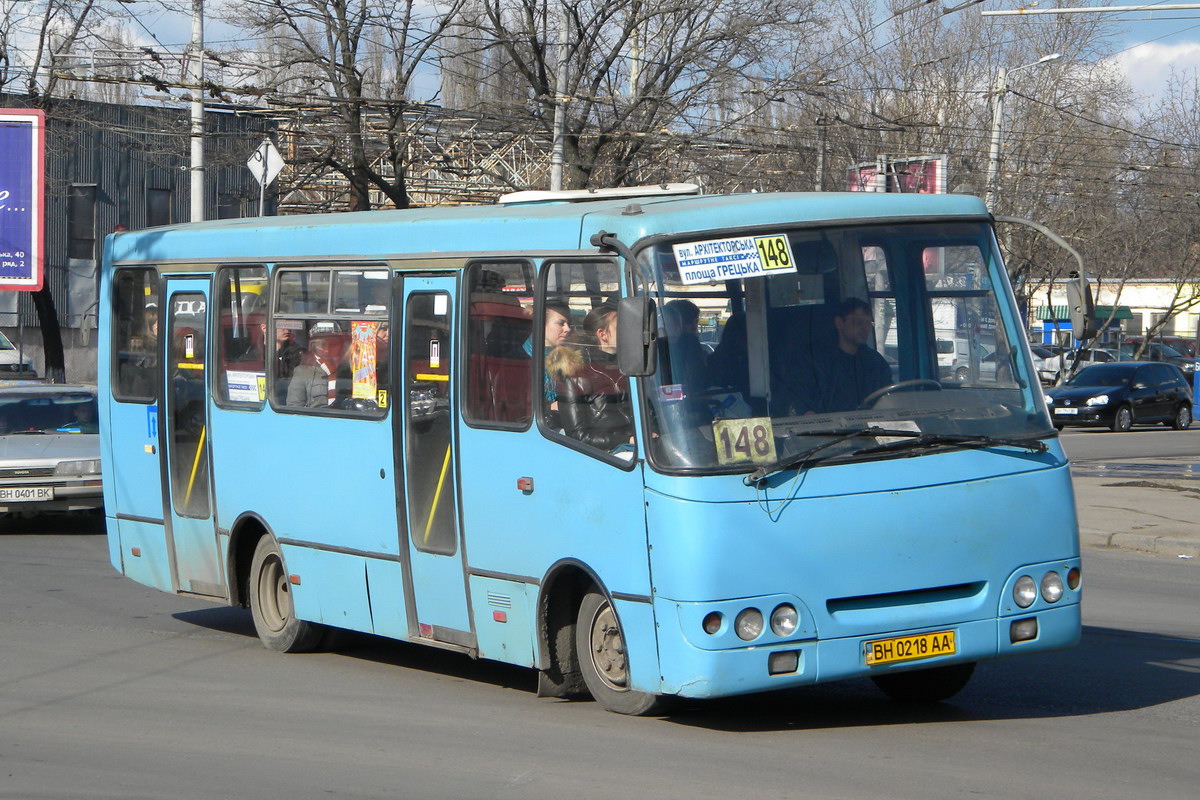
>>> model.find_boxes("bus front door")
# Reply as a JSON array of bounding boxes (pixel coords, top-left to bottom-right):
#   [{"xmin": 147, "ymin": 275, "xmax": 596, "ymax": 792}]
[
  {"xmin": 397, "ymin": 276, "xmax": 472, "ymax": 646},
  {"xmin": 161, "ymin": 281, "xmax": 223, "ymax": 597}
]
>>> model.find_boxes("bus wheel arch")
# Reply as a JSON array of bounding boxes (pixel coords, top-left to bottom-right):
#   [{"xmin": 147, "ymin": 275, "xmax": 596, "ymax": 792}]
[
  {"xmin": 227, "ymin": 513, "xmax": 271, "ymax": 609},
  {"xmin": 236, "ymin": 525, "xmax": 328, "ymax": 653},
  {"xmin": 534, "ymin": 561, "xmax": 592, "ymax": 700},
  {"xmin": 536, "ymin": 560, "xmax": 668, "ymax": 715}
]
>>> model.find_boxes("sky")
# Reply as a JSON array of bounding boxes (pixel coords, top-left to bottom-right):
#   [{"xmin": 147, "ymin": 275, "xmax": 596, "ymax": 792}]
[{"xmin": 1102, "ymin": 3, "xmax": 1200, "ymax": 101}]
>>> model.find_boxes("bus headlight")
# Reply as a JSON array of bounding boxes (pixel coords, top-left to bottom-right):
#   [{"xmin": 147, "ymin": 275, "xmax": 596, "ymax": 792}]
[
  {"xmin": 770, "ymin": 604, "xmax": 798, "ymax": 637},
  {"xmin": 734, "ymin": 608, "xmax": 764, "ymax": 641},
  {"xmin": 1013, "ymin": 576, "xmax": 1037, "ymax": 608},
  {"xmin": 1041, "ymin": 571, "xmax": 1064, "ymax": 603}
]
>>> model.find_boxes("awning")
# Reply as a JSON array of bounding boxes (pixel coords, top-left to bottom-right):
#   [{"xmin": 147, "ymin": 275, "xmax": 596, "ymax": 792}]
[{"xmin": 1035, "ymin": 305, "xmax": 1133, "ymax": 322}]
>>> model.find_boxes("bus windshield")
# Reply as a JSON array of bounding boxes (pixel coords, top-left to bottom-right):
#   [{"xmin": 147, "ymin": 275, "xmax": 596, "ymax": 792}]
[{"xmin": 636, "ymin": 220, "xmax": 1048, "ymax": 472}]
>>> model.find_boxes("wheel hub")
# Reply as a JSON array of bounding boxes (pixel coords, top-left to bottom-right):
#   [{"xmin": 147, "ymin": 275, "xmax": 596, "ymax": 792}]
[{"xmin": 589, "ymin": 603, "xmax": 629, "ymax": 690}]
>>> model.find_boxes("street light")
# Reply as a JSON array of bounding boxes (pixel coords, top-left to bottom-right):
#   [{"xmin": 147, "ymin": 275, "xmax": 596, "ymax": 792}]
[{"xmin": 984, "ymin": 53, "xmax": 1061, "ymax": 211}]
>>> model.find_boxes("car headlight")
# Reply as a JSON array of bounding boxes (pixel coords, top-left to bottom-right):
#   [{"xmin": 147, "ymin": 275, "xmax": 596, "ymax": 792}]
[
  {"xmin": 1043, "ymin": 394, "xmax": 1054, "ymax": 405},
  {"xmin": 55, "ymin": 459, "xmax": 102, "ymax": 475},
  {"xmin": 1085, "ymin": 395, "xmax": 1109, "ymax": 406}
]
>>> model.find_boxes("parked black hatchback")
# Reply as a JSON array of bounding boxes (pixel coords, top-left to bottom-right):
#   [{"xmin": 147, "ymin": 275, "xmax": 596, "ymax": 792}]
[{"xmin": 1045, "ymin": 362, "xmax": 1193, "ymax": 432}]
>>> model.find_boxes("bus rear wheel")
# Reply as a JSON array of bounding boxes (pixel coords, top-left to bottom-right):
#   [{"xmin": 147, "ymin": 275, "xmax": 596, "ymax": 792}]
[
  {"xmin": 575, "ymin": 590, "xmax": 667, "ymax": 716},
  {"xmin": 870, "ymin": 662, "xmax": 976, "ymax": 703},
  {"xmin": 248, "ymin": 536, "xmax": 327, "ymax": 653}
]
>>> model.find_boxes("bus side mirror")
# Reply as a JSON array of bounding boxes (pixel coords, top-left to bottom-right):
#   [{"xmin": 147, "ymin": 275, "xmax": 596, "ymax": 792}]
[
  {"xmin": 617, "ymin": 296, "xmax": 657, "ymax": 377},
  {"xmin": 1066, "ymin": 273, "xmax": 1097, "ymax": 340}
]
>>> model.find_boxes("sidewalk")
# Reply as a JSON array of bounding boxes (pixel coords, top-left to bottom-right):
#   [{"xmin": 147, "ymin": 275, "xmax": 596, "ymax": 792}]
[{"xmin": 1071, "ymin": 457, "xmax": 1200, "ymax": 560}]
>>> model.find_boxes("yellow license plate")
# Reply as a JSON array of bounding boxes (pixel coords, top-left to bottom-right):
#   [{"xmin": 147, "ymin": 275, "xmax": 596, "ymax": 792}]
[{"xmin": 864, "ymin": 630, "xmax": 956, "ymax": 666}]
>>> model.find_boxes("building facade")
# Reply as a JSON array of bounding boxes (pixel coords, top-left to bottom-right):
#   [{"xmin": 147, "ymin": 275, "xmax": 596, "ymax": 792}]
[{"xmin": 1, "ymin": 95, "xmax": 271, "ymax": 382}]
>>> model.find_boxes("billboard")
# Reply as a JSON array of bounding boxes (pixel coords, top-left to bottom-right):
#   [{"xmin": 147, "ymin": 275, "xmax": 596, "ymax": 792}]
[
  {"xmin": 848, "ymin": 155, "xmax": 947, "ymax": 194},
  {"xmin": 0, "ymin": 109, "xmax": 45, "ymax": 291}
]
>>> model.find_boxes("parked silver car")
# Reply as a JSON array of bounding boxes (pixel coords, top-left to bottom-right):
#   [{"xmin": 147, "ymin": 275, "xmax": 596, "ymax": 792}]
[{"xmin": 0, "ymin": 383, "xmax": 102, "ymax": 515}]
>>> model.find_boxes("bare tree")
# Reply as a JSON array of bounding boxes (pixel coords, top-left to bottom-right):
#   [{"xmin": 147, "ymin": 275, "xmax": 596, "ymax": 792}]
[
  {"xmin": 444, "ymin": 0, "xmax": 827, "ymax": 189},
  {"xmin": 224, "ymin": 0, "xmax": 468, "ymax": 210}
]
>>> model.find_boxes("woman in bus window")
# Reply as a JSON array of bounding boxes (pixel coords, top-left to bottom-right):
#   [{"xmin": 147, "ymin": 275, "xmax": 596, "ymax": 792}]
[{"xmin": 552, "ymin": 303, "xmax": 634, "ymax": 452}]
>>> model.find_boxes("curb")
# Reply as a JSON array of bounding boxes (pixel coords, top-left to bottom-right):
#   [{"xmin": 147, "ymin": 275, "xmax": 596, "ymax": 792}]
[{"xmin": 1106, "ymin": 533, "xmax": 1200, "ymax": 560}]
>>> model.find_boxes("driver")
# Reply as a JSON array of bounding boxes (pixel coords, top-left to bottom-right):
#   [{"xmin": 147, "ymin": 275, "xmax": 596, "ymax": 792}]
[{"xmin": 795, "ymin": 297, "xmax": 893, "ymax": 414}]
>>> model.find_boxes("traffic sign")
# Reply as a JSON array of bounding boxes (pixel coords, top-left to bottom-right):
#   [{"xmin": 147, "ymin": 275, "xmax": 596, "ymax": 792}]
[{"xmin": 247, "ymin": 139, "xmax": 284, "ymax": 187}]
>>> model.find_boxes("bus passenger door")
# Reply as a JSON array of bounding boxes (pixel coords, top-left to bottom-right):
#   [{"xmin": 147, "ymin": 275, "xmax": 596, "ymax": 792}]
[
  {"xmin": 161, "ymin": 281, "xmax": 222, "ymax": 597},
  {"xmin": 397, "ymin": 276, "xmax": 472, "ymax": 644}
]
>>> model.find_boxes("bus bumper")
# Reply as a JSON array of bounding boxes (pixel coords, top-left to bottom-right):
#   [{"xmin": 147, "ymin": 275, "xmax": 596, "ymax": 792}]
[{"xmin": 652, "ymin": 599, "xmax": 1081, "ymax": 699}]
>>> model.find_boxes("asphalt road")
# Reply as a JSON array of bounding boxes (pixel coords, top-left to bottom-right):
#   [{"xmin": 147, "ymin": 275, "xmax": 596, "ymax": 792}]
[
  {"xmin": 1057, "ymin": 425, "xmax": 1200, "ymax": 462},
  {"xmin": 1, "ymin": 528, "xmax": 1196, "ymax": 800}
]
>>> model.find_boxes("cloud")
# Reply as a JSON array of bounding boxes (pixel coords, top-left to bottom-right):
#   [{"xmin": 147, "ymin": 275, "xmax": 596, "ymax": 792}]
[{"xmin": 1111, "ymin": 41, "xmax": 1200, "ymax": 99}]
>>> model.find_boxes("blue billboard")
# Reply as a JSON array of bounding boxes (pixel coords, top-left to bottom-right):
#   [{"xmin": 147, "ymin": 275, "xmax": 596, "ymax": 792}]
[{"xmin": 0, "ymin": 109, "xmax": 44, "ymax": 291}]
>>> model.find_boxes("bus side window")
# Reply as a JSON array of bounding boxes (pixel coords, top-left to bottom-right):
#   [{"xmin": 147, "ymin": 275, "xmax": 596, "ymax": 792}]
[
  {"xmin": 112, "ymin": 267, "xmax": 159, "ymax": 402},
  {"xmin": 464, "ymin": 262, "xmax": 534, "ymax": 426},
  {"xmin": 273, "ymin": 267, "xmax": 388, "ymax": 415},
  {"xmin": 215, "ymin": 266, "xmax": 268, "ymax": 408},
  {"xmin": 542, "ymin": 260, "xmax": 634, "ymax": 460}
]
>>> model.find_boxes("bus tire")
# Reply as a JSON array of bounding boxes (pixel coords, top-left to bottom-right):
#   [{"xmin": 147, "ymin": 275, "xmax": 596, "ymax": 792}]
[
  {"xmin": 248, "ymin": 535, "xmax": 327, "ymax": 653},
  {"xmin": 871, "ymin": 662, "xmax": 975, "ymax": 703},
  {"xmin": 575, "ymin": 590, "xmax": 667, "ymax": 716}
]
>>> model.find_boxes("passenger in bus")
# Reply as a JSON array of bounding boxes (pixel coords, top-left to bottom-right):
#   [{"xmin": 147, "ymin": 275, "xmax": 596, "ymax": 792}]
[
  {"xmin": 661, "ymin": 299, "xmax": 710, "ymax": 394},
  {"xmin": 794, "ymin": 297, "xmax": 893, "ymax": 413},
  {"xmin": 286, "ymin": 324, "xmax": 347, "ymax": 407},
  {"xmin": 524, "ymin": 301, "xmax": 572, "ymax": 408},
  {"xmin": 269, "ymin": 323, "xmax": 304, "ymax": 403},
  {"xmin": 120, "ymin": 316, "xmax": 159, "ymax": 397},
  {"xmin": 551, "ymin": 303, "xmax": 635, "ymax": 451}
]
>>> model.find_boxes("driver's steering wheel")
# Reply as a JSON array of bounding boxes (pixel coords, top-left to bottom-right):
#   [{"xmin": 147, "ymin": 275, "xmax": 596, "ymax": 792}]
[{"xmin": 861, "ymin": 379, "xmax": 942, "ymax": 407}]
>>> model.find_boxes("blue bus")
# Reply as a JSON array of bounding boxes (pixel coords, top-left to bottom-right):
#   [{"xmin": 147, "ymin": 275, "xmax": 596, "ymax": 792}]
[{"xmin": 98, "ymin": 188, "xmax": 1081, "ymax": 714}]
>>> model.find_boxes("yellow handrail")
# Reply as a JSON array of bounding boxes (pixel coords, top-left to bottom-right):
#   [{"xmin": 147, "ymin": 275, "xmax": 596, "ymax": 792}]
[{"xmin": 422, "ymin": 443, "xmax": 452, "ymax": 544}]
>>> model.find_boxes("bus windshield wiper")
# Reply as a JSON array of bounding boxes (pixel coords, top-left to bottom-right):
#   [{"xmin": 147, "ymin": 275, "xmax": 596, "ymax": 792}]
[
  {"xmin": 744, "ymin": 426, "xmax": 922, "ymax": 486},
  {"xmin": 854, "ymin": 433, "xmax": 1048, "ymax": 457}
]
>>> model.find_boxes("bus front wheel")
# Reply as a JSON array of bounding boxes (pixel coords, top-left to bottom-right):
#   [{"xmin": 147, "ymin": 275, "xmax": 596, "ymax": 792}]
[
  {"xmin": 248, "ymin": 536, "xmax": 327, "ymax": 653},
  {"xmin": 870, "ymin": 662, "xmax": 976, "ymax": 703},
  {"xmin": 575, "ymin": 590, "xmax": 667, "ymax": 716}
]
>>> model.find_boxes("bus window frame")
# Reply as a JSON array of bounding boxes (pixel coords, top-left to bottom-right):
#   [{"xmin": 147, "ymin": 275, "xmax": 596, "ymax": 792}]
[
  {"xmin": 270, "ymin": 262, "xmax": 391, "ymax": 419},
  {"xmin": 110, "ymin": 265, "xmax": 162, "ymax": 405},
  {"xmin": 536, "ymin": 257, "xmax": 638, "ymax": 470},
  {"xmin": 212, "ymin": 264, "xmax": 269, "ymax": 412},
  {"xmin": 460, "ymin": 258, "xmax": 536, "ymax": 432}
]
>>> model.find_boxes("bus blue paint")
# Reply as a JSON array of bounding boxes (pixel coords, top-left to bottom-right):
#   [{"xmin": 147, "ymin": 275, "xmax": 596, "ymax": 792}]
[{"xmin": 98, "ymin": 190, "xmax": 1080, "ymax": 714}]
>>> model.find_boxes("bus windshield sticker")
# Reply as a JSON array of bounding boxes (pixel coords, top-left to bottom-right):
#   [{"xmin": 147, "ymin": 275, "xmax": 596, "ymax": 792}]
[
  {"xmin": 658, "ymin": 383, "xmax": 684, "ymax": 402},
  {"xmin": 712, "ymin": 417, "xmax": 777, "ymax": 466},
  {"xmin": 673, "ymin": 234, "xmax": 797, "ymax": 285}
]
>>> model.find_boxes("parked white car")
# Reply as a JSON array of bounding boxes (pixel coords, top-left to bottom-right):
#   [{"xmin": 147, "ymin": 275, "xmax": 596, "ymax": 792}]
[
  {"xmin": 1039, "ymin": 347, "xmax": 1118, "ymax": 385},
  {"xmin": 0, "ymin": 330, "xmax": 37, "ymax": 378}
]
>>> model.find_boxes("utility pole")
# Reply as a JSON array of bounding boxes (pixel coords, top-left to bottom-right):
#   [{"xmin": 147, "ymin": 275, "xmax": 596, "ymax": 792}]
[
  {"xmin": 984, "ymin": 67, "xmax": 1006, "ymax": 212},
  {"xmin": 984, "ymin": 54, "xmax": 1060, "ymax": 212},
  {"xmin": 814, "ymin": 116, "xmax": 826, "ymax": 191},
  {"xmin": 549, "ymin": 3, "xmax": 567, "ymax": 191},
  {"xmin": 189, "ymin": 0, "xmax": 205, "ymax": 222}
]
